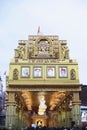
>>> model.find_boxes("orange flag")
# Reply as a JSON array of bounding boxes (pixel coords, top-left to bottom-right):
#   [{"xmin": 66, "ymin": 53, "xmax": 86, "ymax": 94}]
[{"xmin": 37, "ymin": 26, "xmax": 40, "ymax": 33}]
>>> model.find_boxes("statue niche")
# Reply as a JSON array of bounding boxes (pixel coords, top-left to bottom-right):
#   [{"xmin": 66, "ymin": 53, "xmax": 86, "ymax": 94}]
[
  {"xmin": 13, "ymin": 68, "xmax": 19, "ymax": 80},
  {"xmin": 38, "ymin": 39, "xmax": 50, "ymax": 56},
  {"xmin": 33, "ymin": 39, "xmax": 54, "ymax": 58},
  {"xmin": 70, "ymin": 69, "xmax": 76, "ymax": 80},
  {"xmin": 61, "ymin": 43, "xmax": 69, "ymax": 60},
  {"xmin": 15, "ymin": 43, "xmax": 26, "ymax": 59}
]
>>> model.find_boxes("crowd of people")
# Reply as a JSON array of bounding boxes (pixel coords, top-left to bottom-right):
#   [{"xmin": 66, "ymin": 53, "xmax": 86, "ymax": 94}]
[{"xmin": 24, "ymin": 123, "xmax": 87, "ymax": 130}]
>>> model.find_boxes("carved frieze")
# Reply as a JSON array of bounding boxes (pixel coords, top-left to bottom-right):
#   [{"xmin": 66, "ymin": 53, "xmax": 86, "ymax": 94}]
[{"xmin": 14, "ymin": 36, "xmax": 69, "ymax": 60}]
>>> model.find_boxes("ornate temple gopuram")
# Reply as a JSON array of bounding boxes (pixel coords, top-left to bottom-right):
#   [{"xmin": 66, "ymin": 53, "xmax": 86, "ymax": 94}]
[{"xmin": 6, "ymin": 33, "xmax": 81, "ymax": 129}]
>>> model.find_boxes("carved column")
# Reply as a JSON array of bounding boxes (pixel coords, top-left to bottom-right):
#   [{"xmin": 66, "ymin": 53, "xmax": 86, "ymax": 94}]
[
  {"xmin": 49, "ymin": 111, "xmax": 58, "ymax": 127},
  {"xmin": 25, "ymin": 41, "xmax": 28, "ymax": 59},
  {"xmin": 6, "ymin": 92, "xmax": 16, "ymax": 128},
  {"xmin": 59, "ymin": 43, "xmax": 62, "ymax": 60},
  {"xmin": 71, "ymin": 92, "xmax": 81, "ymax": 125},
  {"xmin": 34, "ymin": 44, "xmax": 38, "ymax": 56}
]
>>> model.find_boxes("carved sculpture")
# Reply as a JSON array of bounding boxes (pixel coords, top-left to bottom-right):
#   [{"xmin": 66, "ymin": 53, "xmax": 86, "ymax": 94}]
[
  {"xmin": 13, "ymin": 69, "xmax": 19, "ymax": 80},
  {"xmin": 70, "ymin": 69, "xmax": 76, "ymax": 80}
]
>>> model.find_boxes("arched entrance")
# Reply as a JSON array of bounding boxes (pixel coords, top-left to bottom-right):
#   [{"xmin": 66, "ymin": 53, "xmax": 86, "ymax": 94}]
[{"xmin": 6, "ymin": 89, "xmax": 81, "ymax": 128}]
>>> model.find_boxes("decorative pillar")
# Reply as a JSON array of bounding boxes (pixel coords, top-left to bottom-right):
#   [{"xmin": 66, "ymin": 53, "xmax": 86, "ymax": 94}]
[
  {"xmin": 6, "ymin": 92, "xmax": 16, "ymax": 128},
  {"xmin": 59, "ymin": 43, "xmax": 62, "ymax": 60},
  {"xmin": 49, "ymin": 111, "xmax": 58, "ymax": 127},
  {"xmin": 71, "ymin": 92, "xmax": 81, "ymax": 125}
]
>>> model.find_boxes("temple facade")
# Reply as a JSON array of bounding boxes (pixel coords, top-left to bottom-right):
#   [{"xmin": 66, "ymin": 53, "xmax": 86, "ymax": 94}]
[{"xmin": 6, "ymin": 34, "xmax": 81, "ymax": 129}]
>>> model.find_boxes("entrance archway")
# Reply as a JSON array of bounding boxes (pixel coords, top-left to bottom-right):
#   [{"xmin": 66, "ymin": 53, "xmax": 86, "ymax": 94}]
[{"xmin": 13, "ymin": 91, "xmax": 73, "ymax": 127}]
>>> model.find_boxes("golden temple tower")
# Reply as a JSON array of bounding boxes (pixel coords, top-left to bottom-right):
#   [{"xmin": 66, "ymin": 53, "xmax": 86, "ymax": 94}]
[{"xmin": 6, "ymin": 34, "xmax": 81, "ymax": 129}]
